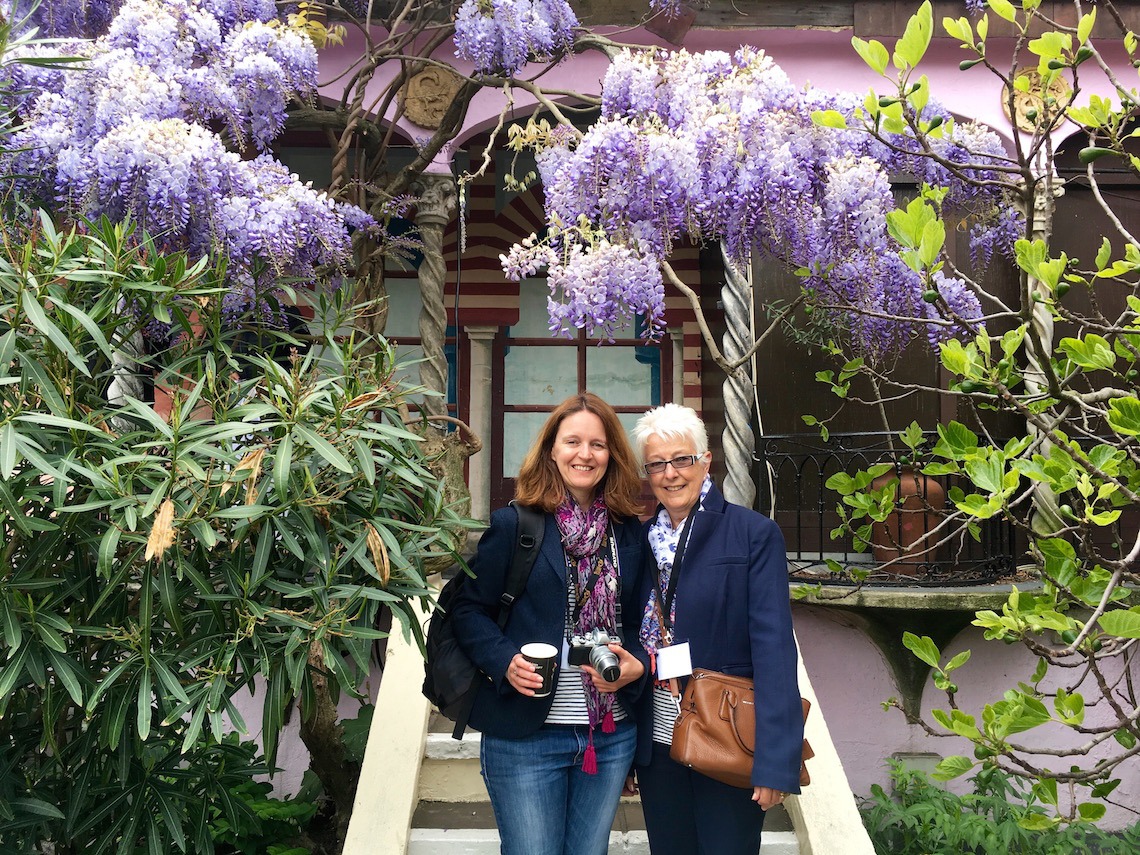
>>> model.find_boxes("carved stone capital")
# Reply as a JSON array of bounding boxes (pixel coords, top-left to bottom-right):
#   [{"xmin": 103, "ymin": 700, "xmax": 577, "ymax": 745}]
[{"xmin": 413, "ymin": 174, "xmax": 457, "ymax": 227}]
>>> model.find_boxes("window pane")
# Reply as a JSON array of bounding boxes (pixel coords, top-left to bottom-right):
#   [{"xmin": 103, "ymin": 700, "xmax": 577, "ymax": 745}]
[
  {"xmin": 510, "ymin": 279, "xmax": 557, "ymax": 338},
  {"xmin": 503, "ymin": 412, "xmax": 550, "ymax": 477},
  {"xmin": 617, "ymin": 411, "xmax": 641, "ymax": 444},
  {"xmin": 505, "ymin": 346, "xmax": 577, "ymax": 404},
  {"xmin": 586, "ymin": 347, "xmax": 653, "ymax": 406},
  {"xmin": 392, "ymin": 344, "xmax": 426, "ymax": 404},
  {"xmin": 385, "ymin": 279, "xmax": 422, "ymax": 338}
]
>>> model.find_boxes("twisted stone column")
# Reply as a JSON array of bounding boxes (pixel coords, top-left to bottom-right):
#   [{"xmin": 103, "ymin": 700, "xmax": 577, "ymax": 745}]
[
  {"xmin": 1022, "ymin": 178, "xmax": 1065, "ymax": 536},
  {"xmin": 412, "ymin": 174, "xmax": 457, "ymax": 420},
  {"xmin": 719, "ymin": 245, "xmax": 757, "ymax": 508}
]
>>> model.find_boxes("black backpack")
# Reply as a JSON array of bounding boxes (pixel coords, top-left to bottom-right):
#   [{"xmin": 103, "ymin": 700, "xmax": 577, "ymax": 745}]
[{"xmin": 422, "ymin": 503, "xmax": 545, "ymax": 739}]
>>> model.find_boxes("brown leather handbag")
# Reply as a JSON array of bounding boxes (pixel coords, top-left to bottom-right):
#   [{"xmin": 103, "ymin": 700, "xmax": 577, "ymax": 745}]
[{"xmin": 669, "ymin": 668, "xmax": 814, "ymax": 790}]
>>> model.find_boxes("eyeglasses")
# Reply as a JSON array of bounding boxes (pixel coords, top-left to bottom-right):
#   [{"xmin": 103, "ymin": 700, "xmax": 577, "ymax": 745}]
[{"xmin": 643, "ymin": 454, "xmax": 702, "ymax": 476}]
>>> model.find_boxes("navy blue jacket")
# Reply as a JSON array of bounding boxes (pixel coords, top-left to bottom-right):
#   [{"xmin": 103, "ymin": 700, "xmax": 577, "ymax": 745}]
[
  {"xmin": 451, "ymin": 504, "xmax": 649, "ymax": 738},
  {"xmin": 633, "ymin": 482, "xmax": 804, "ymax": 793}
]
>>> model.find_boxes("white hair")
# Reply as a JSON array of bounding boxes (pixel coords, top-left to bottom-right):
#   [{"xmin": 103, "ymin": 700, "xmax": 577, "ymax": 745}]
[{"xmin": 632, "ymin": 403, "xmax": 709, "ymax": 460}]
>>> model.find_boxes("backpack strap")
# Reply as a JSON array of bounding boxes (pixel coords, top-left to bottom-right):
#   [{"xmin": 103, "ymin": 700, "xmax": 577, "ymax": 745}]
[
  {"xmin": 497, "ymin": 502, "xmax": 545, "ymax": 628},
  {"xmin": 451, "ymin": 503, "xmax": 546, "ymax": 739}
]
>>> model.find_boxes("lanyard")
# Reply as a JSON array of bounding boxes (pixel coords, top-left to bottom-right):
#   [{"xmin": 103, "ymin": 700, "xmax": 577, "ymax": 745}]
[{"xmin": 657, "ymin": 511, "xmax": 696, "ymax": 636}]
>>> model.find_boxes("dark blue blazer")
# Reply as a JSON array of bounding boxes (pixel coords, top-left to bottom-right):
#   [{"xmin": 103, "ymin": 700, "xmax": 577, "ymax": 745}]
[
  {"xmin": 451, "ymin": 504, "xmax": 649, "ymax": 738},
  {"xmin": 633, "ymin": 483, "xmax": 804, "ymax": 793}
]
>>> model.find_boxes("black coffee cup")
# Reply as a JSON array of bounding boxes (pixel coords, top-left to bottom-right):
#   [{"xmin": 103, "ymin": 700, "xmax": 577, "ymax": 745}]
[{"xmin": 520, "ymin": 642, "xmax": 558, "ymax": 698}]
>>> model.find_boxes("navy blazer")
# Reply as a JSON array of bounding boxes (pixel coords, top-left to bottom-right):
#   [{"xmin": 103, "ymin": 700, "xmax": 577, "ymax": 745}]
[
  {"xmin": 633, "ymin": 483, "xmax": 804, "ymax": 793},
  {"xmin": 451, "ymin": 504, "xmax": 649, "ymax": 738}
]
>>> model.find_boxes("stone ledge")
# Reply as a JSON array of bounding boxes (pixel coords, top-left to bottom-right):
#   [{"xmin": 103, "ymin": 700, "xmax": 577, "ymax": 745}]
[{"xmin": 792, "ymin": 578, "xmax": 1042, "ymax": 612}]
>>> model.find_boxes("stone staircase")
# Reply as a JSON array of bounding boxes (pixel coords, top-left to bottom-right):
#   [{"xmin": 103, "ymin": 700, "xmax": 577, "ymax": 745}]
[
  {"xmin": 342, "ymin": 581, "xmax": 875, "ymax": 855},
  {"xmin": 411, "ymin": 715, "xmax": 799, "ymax": 854}
]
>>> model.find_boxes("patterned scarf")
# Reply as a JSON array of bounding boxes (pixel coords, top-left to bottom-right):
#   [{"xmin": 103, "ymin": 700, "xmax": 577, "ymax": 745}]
[
  {"xmin": 638, "ymin": 476, "xmax": 713, "ymax": 674},
  {"xmin": 555, "ymin": 493, "xmax": 618, "ymax": 774}
]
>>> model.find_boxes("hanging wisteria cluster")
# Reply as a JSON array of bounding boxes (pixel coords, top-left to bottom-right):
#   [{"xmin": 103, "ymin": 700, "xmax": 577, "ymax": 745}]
[
  {"xmin": 503, "ymin": 47, "xmax": 1019, "ymax": 356},
  {"xmin": 9, "ymin": 0, "xmax": 122, "ymax": 38},
  {"xmin": 454, "ymin": 0, "xmax": 577, "ymax": 76},
  {"xmin": 1, "ymin": 0, "xmax": 371, "ymax": 341}
]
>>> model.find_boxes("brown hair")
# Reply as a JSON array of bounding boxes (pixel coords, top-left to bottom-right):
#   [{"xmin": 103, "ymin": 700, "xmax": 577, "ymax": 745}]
[{"xmin": 514, "ymin": 393, "xmax": 642, "ymax": 517}]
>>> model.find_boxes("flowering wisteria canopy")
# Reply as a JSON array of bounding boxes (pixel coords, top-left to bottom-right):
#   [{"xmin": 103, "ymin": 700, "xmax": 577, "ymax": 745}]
[
  {"xmin": 2, "ymin": 0, "xmax": 371, "ymax": 323},
  {"xmin": 503, "ymin": 48, "xmax": 1019, "ymax": 356}
]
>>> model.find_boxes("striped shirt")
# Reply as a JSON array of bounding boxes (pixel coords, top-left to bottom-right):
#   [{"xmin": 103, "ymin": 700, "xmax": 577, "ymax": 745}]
[
  {"xmin": 651, "ymin": 685, "xmax": 679, "ymax": 744},
  {"xmin": 544, "ymin": 582, "xmax": 629, "ymax": 725}
]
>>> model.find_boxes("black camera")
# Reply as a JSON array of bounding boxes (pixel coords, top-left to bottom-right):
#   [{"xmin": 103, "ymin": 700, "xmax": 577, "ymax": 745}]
[{"xmin": 568, "ymin": 628, "xmax": 622, "ymax": 682}]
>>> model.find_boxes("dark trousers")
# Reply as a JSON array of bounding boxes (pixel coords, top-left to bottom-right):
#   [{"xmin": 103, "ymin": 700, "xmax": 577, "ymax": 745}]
[{"xmin": 637, "ymin": 741, "xmax": 766, "ymax": 855}]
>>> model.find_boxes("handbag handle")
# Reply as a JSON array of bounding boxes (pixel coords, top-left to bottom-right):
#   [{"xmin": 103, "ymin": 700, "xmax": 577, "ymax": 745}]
[{"xmin": 720, "ymin": 691, "xmax": 754, "ymax": 757}]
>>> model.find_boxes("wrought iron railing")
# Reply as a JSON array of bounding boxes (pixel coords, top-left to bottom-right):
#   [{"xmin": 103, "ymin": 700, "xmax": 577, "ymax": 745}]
[{"xmin": 754, "ymin": 432, "xmax": 1023, "ymax": 586}]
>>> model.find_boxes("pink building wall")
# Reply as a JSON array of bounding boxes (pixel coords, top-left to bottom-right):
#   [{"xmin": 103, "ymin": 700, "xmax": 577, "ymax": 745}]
[{"xmin": 308, "ymin": 19, "xmax": 1140, "ymax": 829}]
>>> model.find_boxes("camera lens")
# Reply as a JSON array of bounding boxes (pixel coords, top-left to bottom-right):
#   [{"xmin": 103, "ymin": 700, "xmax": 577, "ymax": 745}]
[{"xmin": 590, "ymin": 645, "xmax": 621, "ymax": 682}]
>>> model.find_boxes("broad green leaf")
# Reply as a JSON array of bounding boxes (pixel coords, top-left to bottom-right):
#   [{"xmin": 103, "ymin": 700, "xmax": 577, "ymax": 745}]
[
  {"xmin": 1078, "ymin": 802, "xmax": 1107, "ymax": 821},
  {"xmin": 852, "ymin": 37, "xmax": 889, "ymax": 74},
  {"xmin": 894, "ymin": 1, "xmax": 934, "ymax": 69},
  {"xmin": 903, "ymin": 632, "xmax": 941, "ymax": 668},
  {"xmin": 945, "ymin": 650, "xmax": 971, "ymax": 672},
  {"xmin": 812, "ymin": 109, "xmax": 848, "ymax": 129},
  {"xmin": 1032, "ymin": 777, "xmax": 1059, "ymax": 807},
  {"xmin": 1098, "ymin": 609, "xmax": 1140, "ymax": 639},
  {"xmin": 1078, "ymin": 8, "xmax": 1096, "ymax": 45},
  {"xmin": 1059, "ymin": 335, "xmax": 1116, "ymax": 370},
  {"xmin": 934, "ymin": 421, "xmax": 979, "ymax": 458},
  {"xmin": 931, "ymin": 755, "xmax": 974, "ymax": 781},
  {"xmin": 988, "ymin": 0, "xmax": 1016, "ymax": 23},
  {"xmin": 1107, "ymin": 396, "xmax": 1140, "ymax": 436}
]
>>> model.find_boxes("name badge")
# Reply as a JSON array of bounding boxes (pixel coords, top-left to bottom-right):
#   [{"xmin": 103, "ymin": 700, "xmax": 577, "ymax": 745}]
[{"xmin": 656, "ymin": 642, "xmax": 692, "ymax": 681}]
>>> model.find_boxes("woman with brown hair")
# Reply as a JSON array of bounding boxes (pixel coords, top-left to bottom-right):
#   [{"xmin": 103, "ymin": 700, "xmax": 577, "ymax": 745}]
[{"xmin": 452, "ymin": 393, "xmax": 649, "ymax": 855}]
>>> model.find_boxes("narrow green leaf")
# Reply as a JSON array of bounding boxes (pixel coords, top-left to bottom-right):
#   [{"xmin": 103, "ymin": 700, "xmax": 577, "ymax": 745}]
[
  {"xmin": 45, "ymin": 648, "xmax": 84, "ymax": 706},
  {"xmin": 295, "ymin": 423, "xmax": 353, "ymax": 473},
  {"xmin": 137, "ymin": 669, "xmax": 153, "ymax": 740},
  {"xmin": 274, "ymin": 431, "xmax": 293, "ymax": 501},
  {"xmin": 21, "ymin": 288, "xmax": 91, "ymax": 377}
]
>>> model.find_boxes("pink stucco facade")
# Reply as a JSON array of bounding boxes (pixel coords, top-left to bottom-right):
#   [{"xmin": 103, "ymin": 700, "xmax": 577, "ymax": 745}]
[{"xmin": 305, "ymin": 16, "xmax": 1140, "ymax": 829}]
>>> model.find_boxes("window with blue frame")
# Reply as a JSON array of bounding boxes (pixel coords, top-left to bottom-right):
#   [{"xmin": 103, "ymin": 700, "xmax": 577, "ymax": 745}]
[{"xmin": 490, "ymin": 279, "xmax": 669, "ymax": 508}]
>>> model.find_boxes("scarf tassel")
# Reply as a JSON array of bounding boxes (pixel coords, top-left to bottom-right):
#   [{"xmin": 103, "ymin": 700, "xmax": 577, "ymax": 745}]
[
  {"xmin": 582, "ymin": 732, "xmax": 598, "ymax": 775},
  {"xmin": 602, "ymin": 709, "xmax": 615, "ymax": 734}
]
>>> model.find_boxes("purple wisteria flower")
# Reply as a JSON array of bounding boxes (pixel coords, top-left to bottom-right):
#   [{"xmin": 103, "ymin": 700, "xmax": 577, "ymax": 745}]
[
  {"xmin": 9, "ymin": 0, "xmax": 122, "ymax": 38},
  {"xmin": 454, "ymin": 0, "xmax": 577, "ymax": 76},
  {"xmin": 507, "ymin": 46, "xmax": 1012, "ymax": 360},
  {"xmin": 1, "ymin": 0, "xmax": 370, "ymax": 343}
]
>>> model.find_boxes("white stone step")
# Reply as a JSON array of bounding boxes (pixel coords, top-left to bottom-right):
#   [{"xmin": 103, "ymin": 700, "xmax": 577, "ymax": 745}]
[{"xmin": 409, "ymin": 829, "xmax": 798, "ymax": 855}]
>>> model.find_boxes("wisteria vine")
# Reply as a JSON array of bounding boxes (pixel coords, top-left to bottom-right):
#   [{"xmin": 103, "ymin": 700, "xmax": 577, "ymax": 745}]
[
  {"xmin": 503, "ymin": 47, "xmax": 1020, "ymax": 357},
  {"xmin": 1, "ymin": 0, "xmax": 371, "ymax": 342}
]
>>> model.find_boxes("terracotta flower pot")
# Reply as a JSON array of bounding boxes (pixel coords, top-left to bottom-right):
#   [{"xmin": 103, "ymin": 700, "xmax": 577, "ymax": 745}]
[{"xmin": 870, "ymin": 467, "xmax": 946, "ymax": 573}]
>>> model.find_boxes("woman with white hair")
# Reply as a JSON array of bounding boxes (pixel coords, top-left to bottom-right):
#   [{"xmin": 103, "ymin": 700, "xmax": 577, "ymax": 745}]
[{"xmin": 628, "ymin": 403, "xmax": 802, "ymax": 854}]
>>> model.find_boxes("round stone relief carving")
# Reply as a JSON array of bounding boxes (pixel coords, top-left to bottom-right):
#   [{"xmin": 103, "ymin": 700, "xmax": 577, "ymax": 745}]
[
  {"xmin": 1001, "ymin": 69, "xmax": 1072, "ymax": 133},
  {"xmin": 400, "ymin": 65, "xmax": 465, "ymax": 129}
]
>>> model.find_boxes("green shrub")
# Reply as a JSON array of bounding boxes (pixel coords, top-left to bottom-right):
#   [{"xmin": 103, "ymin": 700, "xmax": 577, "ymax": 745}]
[
  {"xmin": 860, "ymin": 760, "xmax": 1140, "ymax": 855},
  {"xmin": 0, "ymin": 214, "xmax": 474, "ymax": 854}
]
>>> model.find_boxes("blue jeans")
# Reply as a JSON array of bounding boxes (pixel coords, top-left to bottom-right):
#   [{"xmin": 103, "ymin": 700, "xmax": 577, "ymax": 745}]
[{"xmin": 480, "ymin": 720, "xmax": 636, "ymax": 855}]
